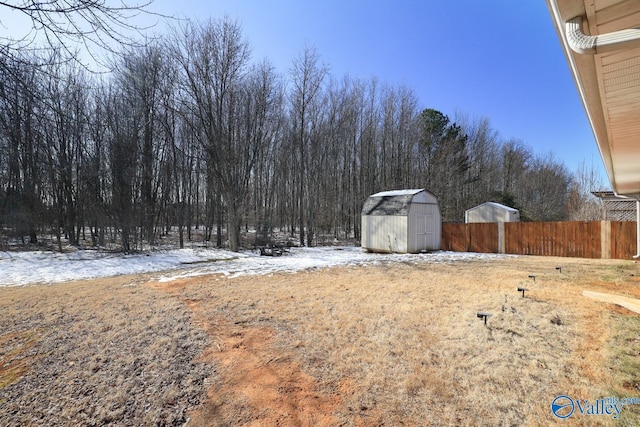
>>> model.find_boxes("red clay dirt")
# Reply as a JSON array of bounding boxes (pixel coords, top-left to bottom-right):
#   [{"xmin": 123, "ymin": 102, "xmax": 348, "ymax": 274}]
[{"xmin": 150, "ymin": 279, "xmax": 342, "ymax": 426}]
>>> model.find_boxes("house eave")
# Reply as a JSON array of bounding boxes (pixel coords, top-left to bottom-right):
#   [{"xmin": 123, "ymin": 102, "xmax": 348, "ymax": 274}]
[{"xmin": 546, "ymin": 0, "xmax": 640, "ymax": 196}]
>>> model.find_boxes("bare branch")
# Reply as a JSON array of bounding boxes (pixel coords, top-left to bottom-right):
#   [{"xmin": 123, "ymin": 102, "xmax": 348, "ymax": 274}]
[{"xmin": 0, "ymin": 0, "xmax": 169, "ymax": 70}]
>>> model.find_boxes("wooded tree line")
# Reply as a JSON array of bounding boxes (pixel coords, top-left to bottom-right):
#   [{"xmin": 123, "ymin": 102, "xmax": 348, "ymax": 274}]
[{"xmin": 0, "ymin": 18, "xmax": 589, "ymax": 252}]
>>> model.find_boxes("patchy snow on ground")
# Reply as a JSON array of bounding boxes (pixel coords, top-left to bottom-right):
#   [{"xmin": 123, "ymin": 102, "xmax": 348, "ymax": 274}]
[{"xmin": 0, "ymin": 246, "xmax": 510, "ymax": 287}]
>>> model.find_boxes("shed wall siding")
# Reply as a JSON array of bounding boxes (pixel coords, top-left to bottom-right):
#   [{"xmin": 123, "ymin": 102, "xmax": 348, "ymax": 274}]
[
  {"xmin": 466, "ymin": 205, "xmax": 518, "ymax": 223},
  {"xmin": 467, "ymin": 206, "xmax": 501, "ymax": 223},
  {"xmin": 361, "ymin": 215, "xmax": 408, "ymax": 253}
]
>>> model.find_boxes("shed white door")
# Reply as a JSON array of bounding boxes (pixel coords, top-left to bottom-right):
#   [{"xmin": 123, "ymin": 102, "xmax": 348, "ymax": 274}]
[{"xmin": 415, "ymin": 213, "xmax": 435, "ymax": 250}]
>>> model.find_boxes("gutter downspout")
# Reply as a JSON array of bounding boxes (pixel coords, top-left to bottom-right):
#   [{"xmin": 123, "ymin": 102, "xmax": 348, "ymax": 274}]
[
  {"xmin": 566, "ymin": 16, "xmax": 640, "ymax": 55},
  {"xmin": 635, "ymin": 200, "xmax": 640, "ymax": 259}
]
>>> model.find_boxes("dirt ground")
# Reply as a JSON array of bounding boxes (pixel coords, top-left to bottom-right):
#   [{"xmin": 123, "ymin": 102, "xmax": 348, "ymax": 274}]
[{"xmin": 2, "ymin": 254, "xmax": 640, "ymax": 426}]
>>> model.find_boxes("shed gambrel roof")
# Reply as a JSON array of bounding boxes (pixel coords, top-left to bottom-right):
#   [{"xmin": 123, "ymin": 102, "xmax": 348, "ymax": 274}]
[{"xmin": 362, "ymin": 189, "xmax": 434, "ymax": 216}]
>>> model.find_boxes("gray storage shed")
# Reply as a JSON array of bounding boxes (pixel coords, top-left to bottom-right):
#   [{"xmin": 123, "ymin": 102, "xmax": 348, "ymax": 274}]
[
  {"xmin": 361, "ymin": 189, "xmax": 441, "ymax": 253},
  {"xmin": 465, "ymin": 202, "xmax": 520, "ymax": 223}
]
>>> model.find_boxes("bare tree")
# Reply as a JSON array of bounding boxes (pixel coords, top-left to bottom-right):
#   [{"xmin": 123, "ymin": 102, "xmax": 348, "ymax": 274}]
[
  {"xmin": 81, "ymin": 82, "xmax": 112, "ymax": 247},
  {"xmin": 173, "ymin": 18, "xmax": 266, "ymax": 252},
  {"xmin": 358, "ymin": 78, "xmax": 381, "ymax": 214},
  {"xmin": 102, "ymin": 79, "xmax": 142, "ymax": 252},
  {"xmin": 288, "ymin": 46, "xmax": 328, "ymax": 246},
  {"xmin": 378, "ymin": 85, "xmax": 419, "ymax": 191},
  {"xmin": 567, "ymin": 161, "xmax": 606, "ymax": 220},
  {"xmin": 456, "ymin": 113, "xmax": 502, "ymax": 208},
  {"xmin": 154, "ymin": 53, "xmax": 192, "ymax": 248},
  {"xmin": 0, "ymin": 54, "xmax": 44, "ymax": 244},
  {"xmin": 0, "ymin": 0, "xmax": 159, "ymax": 68},
  {"xmin": 246, "ymin": 60, "xmax": 285, "ymax": 246},
  {"xmin": 40, "ymin": 56, "xmax": 88, "ymax": 249},
  {"xmin": 497, "ymin": 139, "xmax": 532, "ymax": 208},
  {"xmin": 115, "ymin": 43, "xmax": 166, "ymax": 245},
  {"xmin": 519, "ymin": 153, "xmax": 572, "ymax": 221},
  {"xmin": 323, "ymin": 76, "xmax": 369, "ymax": 241}
]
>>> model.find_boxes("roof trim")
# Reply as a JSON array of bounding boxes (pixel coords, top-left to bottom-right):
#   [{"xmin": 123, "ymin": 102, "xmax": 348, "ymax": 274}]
[
  {"xmin": 469, "ymin": 202, "xmax": 519, "ymax": 213},
  {"xmin": 370, "ymin": 189, "xmax": 425, "ymax": 198}
]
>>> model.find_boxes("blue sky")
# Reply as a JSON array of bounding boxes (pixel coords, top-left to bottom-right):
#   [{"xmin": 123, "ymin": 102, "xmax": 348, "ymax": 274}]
[
  {"xmin": 2, "ymin": 0, "xmax": 609, "ymax": 186},
  {"xmin": 155, "ymin": 0, "xmax": 608, "ymax": 184}
]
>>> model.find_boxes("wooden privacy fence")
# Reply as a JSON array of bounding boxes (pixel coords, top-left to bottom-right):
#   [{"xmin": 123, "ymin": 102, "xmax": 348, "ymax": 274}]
[
  {"xmin": 441, "ymin": 223, "xmax": 499, "ymax": 253},
  {"xmin": 441, "ymin": 221, "xmax": 637, "ymax": 259}
]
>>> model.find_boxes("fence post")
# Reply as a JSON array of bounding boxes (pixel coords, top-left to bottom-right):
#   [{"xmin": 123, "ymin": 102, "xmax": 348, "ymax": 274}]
[
  {"xmin": 498, "ymin": 222, "xmax": 505, "ymax": 254},
  {"xmin": 601, "ymin": 220, "xmax": 611, "ymax": 259}
]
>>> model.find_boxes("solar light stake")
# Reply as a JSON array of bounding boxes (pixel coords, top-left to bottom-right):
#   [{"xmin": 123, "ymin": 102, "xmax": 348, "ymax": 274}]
[
  {"xmin": 477, "ymin": 311, "xmax": 493, "ymax": 325},
  {"xmin": 528, "ymin": 275, "xmax": 536, "ymax": 282},
  {"xmin": 517, "ymin": 287, "xmax": 528, "ymax": 298},
  {"xmin": 556, "ymin": 266, "xmax": 562, "ymax": 273}
]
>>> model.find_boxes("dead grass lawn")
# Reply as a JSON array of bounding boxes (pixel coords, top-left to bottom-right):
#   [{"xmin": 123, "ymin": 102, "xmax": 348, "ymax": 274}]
[
  {"xmin": 0, "ymin": 274, "xmax": 210, "ymax": 426},
  {"xmin": 2, "ymin": 254, "xmax": 640, "ymax": 426}
]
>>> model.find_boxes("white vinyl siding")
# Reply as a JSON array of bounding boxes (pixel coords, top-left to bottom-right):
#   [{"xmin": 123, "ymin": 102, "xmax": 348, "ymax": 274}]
[
  {"xmin": 465, "ymin": 202, "xmax": 519, "ymax": 223},
  {"xmin": 362, "ymin": 215, "xmax": 408, "ymax": 253}
]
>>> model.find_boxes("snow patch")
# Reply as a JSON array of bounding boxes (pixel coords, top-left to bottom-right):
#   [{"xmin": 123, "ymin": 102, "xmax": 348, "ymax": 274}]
[{"xmin": 0, "ymin": 247, "xmax": 510, "ymax": 287}]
